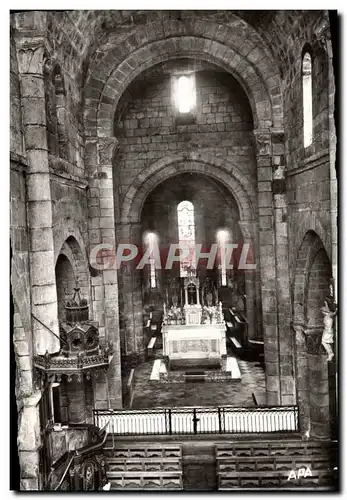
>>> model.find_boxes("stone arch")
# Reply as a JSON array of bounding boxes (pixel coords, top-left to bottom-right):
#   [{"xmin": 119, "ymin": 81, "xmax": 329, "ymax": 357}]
[
  {"xmin": 291, "ymin": 211, "xmax": 331, "ymax": 297},
  {"xmin": 55, "ymin": 235, "xmax": 91, "ymax": 320},
  {"xmin": 90, "ymin": 43, "xmax": 275, "ymax": 137},
  {"xmin": 295, "ymin": 212, "xmax": 331, "ymax": 261},
  {"xmin": 292, "ymin": 229, "xmax": 335, "ymax": 439},
  {"xmin": 55, "ymin": 253, "xmax": 75, "ymax": 322},
  {"xmin": 120, "ymin": 153, "xmax": 256, "ymax": 225},
  {"xmin": 83, "ymin": 18, "xmax": 283, "ymax": 136},
  {"xmin": 53, "ymin": 221, "xmax": 88, "ymax": 265},
  {"xmin": 293, "ymin": 230, "xmax": 331, "ymax": 326},
  {"xmin": 116, "ymin": 152, "xmax": 260, "ymax": 355}
]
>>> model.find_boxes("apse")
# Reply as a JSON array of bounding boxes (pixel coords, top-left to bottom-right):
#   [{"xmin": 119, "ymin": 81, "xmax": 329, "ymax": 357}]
[{"xmin": 140, "ymin": 172, "xmax": 246, "ymax": 313}]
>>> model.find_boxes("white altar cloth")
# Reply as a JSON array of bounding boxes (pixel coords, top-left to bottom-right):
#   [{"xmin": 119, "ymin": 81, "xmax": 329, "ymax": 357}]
[{"xmin": 162, "ymin": 323, "xmax": 227, "ymax": 369}]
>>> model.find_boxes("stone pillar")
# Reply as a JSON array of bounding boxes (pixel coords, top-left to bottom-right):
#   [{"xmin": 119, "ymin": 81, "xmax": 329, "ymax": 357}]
[
  {"xmin": 254, "ymin": 129, "xmax": 281, "ymax": 405},
  {"xmin": 326, "ymin": 35, "xmax": 338, "ymax": 427},
  {"xmin": 272, "ymin": 131, "xmax": 295, "ymax": 406},
  {"xmin": 292, "ymin": 324, "xmax": 310, "ymax": 435},
  {"xmin": 15, "ymin": 33, "xmax": 59, "ymax": 354},
  {"xmin": 238, "ymin": 221, "xmax": 257, "ymax": 341},
  {"xmin": 306, "ymin": 330, "xmax": 331, "ymax": 440},
  {"xmin": 117, "ymin": 222, "xmax": 145, "ymax": 362},
  {"xmin": 87, "ymin": 136, "xmax": 122, "ymax": 408},
  {"xmin": 66, "ymin": 377, "xmax": 86, "ymax": 424},
  {"xmin": 254, "ymin": 128, "xmax": 295, "ymax": 405},
  {"xmin": 17, "ymin": 391, "xmax": 41, "ymax": 490}
]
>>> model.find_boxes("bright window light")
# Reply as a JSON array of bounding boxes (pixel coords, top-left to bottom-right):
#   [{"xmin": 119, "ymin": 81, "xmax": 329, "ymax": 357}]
[
  {"xmin": 217, "ymin": 229, "xmax": 229, "ymax": 287},
  {"xmin": 302, "ymin": 52, "xmax": 313, "ymax": 148},
  {"xmin": 145, "ymin": 232, "xmax": 157, "ymax": 288},
  {"xmin": 177, "ymin": 200, "xmax": 196, "ymax": 277},
  {"xmin": 175, "ymin": 75, "xmax": 196, "ymax": 113}
]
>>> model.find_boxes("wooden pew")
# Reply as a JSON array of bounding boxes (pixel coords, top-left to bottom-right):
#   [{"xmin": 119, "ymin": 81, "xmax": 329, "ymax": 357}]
[{"xmin": 147, "ymin": 337, "xmax": 156, "ymax": 358}]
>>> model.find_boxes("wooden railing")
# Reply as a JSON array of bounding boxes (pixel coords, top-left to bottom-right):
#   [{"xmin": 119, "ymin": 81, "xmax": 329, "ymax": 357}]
[{"xmin": 94, "ymin": 406, "xmax": 299, "ymax": 436}]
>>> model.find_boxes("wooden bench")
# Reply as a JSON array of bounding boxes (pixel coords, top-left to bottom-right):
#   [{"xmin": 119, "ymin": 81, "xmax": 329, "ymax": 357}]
[
  {"xmin": 108, "ymin": 471, "xmax": 183, "ymax": 490},
  {"xmin": 225, "ymin": 357, "xmax": 241, "ymax": 379},
  {"xmin": 107, "ymin": 444, "xmax": 183, "ymax": 490},
  {"xmin": 216, "ymin": 440, "xmax": 338, "ymax": 490},
  {"xmin": 110, "ymin": 444, "xmax": 182, "ymax": 459},
  {"xmin": 230, "ymin": 336, "xmax": 242, "ymax": 349},
  {"xmin": 147, "ymin": 337, "xmax": 156, "ymax": 357},
  {"xmin": 107, "ymin": 457, "xmax": 182, "ymax": 472},
  {"xmin": 150, "ymin": 359, "xmax": 161, "ymax": 380}
]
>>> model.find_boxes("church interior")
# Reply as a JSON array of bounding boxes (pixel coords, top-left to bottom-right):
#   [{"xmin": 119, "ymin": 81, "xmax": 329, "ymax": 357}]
[{"xmin": 10, "ymin": 9, "xmax": 338, "ymax": 491}]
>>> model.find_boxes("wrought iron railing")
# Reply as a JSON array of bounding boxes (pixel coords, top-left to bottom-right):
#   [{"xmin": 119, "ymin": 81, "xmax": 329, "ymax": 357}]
[{"xmin": 93, "ymin": 406, "xmax": 299, "ymax": 436}]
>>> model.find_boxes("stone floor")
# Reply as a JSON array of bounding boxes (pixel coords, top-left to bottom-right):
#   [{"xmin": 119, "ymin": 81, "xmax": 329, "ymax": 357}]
[{"xmin": 131, "ymin": 354, "xmax": 266, "ymax": 409}]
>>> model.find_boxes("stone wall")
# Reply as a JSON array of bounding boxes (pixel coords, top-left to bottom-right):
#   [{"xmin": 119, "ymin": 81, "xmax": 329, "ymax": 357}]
[
  {"xmin": 114, "ymin": 68, "xmax": 256, "ymax": 214},
  {"xmin": 282, "ymin": 15, "xmax": 335, "ymax": 437},
  {"xmin": 141, "ymin": 173, "xmax": 251, "ymax": 310}
]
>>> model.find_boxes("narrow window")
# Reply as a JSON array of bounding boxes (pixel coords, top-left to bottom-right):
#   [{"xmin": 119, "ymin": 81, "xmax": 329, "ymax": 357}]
[
  {"xmin": 174, "ymin": 74, "xmax": 196, "ymax": 114},
  {"xmin": 302, "ymin": 52, "xmax": 313, "ymax": 148},
  {"xmin": 146, "ymin": 232, "xmax": 157, "ymax": 289},
  {"xmin": 177, "ymin": 200, "xmax": 196, "ymax": 277},
  {"xmin": 217, "ymin": 229, "xmax": 229, "ymax": 286},
  {"xmin": 149, "ymin": 258, "xmax": 156, "ymax": 288}
]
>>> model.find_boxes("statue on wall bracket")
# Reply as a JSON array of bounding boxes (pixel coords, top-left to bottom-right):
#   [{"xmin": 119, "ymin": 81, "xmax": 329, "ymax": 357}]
[{"xmin": 321, "ymin": 284, "xmax": 338, "ymax": 362}]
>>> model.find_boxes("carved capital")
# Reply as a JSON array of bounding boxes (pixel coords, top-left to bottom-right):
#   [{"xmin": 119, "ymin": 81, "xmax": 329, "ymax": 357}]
[
  {"xmin": 16, "ymin": 40, "xmax": 48, "ymax": 75},
  {"xmin": 253, "ymin": 129, "xmax": 271, "ymax": 156},
  {"xmin": 97, "ymin": 137, "xmax": 119, "ymax": 165}
]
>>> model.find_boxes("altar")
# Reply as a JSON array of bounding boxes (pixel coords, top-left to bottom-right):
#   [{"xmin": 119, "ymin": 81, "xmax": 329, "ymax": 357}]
[
  {"xmin": 162, "ymin": 323, "xmax": 227, "ymax": 369},
  {"xmin": 162, "ymin": 276, "xmax": 227, "ymax": 370}
]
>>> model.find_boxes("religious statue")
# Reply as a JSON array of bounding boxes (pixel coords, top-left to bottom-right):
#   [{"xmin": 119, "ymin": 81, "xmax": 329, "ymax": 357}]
[
  {"xmin": 206, "ymin": 290, "xmax": 213, "ymax": 307},
  {"xmin": 172, "ymin": 293, "xmax": 178, "ymax": 308},
  {"xmin": 321, "ymin": 299, "xmax": 337, "ymax": 361}
]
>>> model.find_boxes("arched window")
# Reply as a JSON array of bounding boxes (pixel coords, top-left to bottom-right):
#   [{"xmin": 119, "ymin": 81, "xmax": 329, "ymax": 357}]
[
  {"xmin": 177, "ymin": 200, "xmax": 196, "ymax": 277},
  {"xmin": 146, "ymin": 232, "xmax": 158, "ymax": 288},
  {"xmin": 174, "ymin": 74, "xmax": 196, "ymax": 114},
  {"xmin": 302, "ymin": 52, "xmax": 313, "ymax": 148},
  {"xmin": 217, "ymin": 229, "xmax": 230, "ymax": 287}
]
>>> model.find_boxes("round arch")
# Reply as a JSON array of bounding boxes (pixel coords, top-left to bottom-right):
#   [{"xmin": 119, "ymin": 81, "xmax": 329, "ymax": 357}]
[
  {"xmin": 292, "ymin": 229, "xmax": 331, "ymax": 326},
  {"xmin": 292, "ymin": 229, "xmax": 335, "ymax": 439},
  {"xmin": 55, "ymin": 234, "xmax": 91, "ymax": 311},
  {"xmin": 83, "ymin": 18, "xmax": 283, "ymax": 136},
  {"xmin": 120, "ymin": 153, "xmax": 256, "ymax": 225}
]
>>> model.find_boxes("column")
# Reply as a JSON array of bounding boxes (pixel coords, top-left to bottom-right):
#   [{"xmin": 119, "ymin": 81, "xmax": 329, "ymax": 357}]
[
  {"xmin": 97, "ymin": 137, "xmax": 122, "ymax": 408},
  {"xmin": 238, "ymin": 221, "xmax": 257, "ymax": 341},
  {"xmin": 253, "ymin": 128, "xmax": 295, "ymax": 405},
  {"xmin": 292, "ymin": 324, "xmax": 310, "ymax": 435},
  {"xmin": 272, "ymin": 130, "xmax": 295, "ymax": 405},
  {"xmin": 305, "ymin": 330, "xmax": 331, "ymax": 439},
  {"xmin": 117, "ymin": 222, "xmax": 145, "ymax": 363},
  {"xmin": 16, "ymin": 35, "xmax": 60, "ymax": 355}
]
